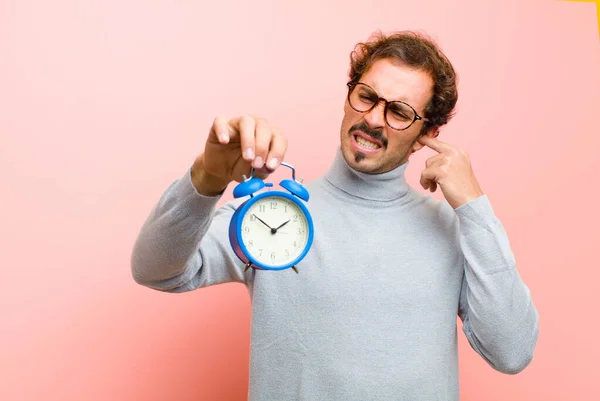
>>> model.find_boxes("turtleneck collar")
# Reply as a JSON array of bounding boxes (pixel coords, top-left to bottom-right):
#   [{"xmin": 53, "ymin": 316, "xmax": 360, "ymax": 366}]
[{"xmin": 323, "ymin": 147, "xmax": 412, "ymax": 201}]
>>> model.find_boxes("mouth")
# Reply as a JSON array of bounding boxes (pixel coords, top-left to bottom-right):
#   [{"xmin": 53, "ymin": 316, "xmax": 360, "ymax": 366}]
[{"xmin": 351, "ymin": 131, "xmax": 383, "ymax": 153}]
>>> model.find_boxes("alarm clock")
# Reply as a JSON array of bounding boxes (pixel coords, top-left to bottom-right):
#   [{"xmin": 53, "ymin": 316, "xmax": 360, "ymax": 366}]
[{"xmin": 228, "ymin": 162, "xmax": 314, "ymax": 273}]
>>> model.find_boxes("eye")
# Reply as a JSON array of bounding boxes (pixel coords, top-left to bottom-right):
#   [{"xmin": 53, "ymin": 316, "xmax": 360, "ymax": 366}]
[
  {"xmin": 358, "ymin": 93, "xmax": 376, "ymax": 103},
  {"xmin": 389, "ymin": 105, "xmax": 412, "ymax": 121}
]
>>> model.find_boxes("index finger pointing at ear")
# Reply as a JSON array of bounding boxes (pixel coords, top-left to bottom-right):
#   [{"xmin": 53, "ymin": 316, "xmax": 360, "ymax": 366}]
[{"xmin": 418, "ymin": 135, "xmax": 453, "ymax": 153}]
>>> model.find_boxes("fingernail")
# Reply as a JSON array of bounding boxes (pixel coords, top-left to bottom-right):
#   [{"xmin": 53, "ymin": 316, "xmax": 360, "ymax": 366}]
[
  {"xmin": 244, "ymin": 148, "xmax": 254, "ymax": 160},
  {"xmin": 267, "ymin": 158, "xmax": 279, "ymax": 170},
  {"xmin": 252, "ymin": 156, "xmax": 264, "ymax": 169}
]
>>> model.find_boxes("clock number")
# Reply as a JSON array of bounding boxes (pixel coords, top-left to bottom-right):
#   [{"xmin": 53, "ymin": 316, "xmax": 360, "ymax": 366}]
[
  {"xmin": 249, "ymin": 215, "xmax": 256, "ymax": 222},
  {"xmin": 247, "ymin": 240, "xmax": 253, "ymax": 248},
  {"xmin": 296, "ymin": 227, "xmax": 305, "ymax": 235},
  {"xmin": 284, "ymin": 204, "xmax": 288, "ymax": 213},
  {"xmin": 285, "ymin": 249, "xmax": 290, "ymax": 257},
  {"xmin": 293, "ymin": 241, "xmax": 297, "ymax": 248},
  {"xmin": 270, "ymin": 252, "xmax": 276, "ymax": 260},
  {"xmin": 244, "ymin": 226, "xmax": 250, "ymax": 233},
  {"xmin": 270, "ymin": 202, "xmax": 277, "ymax": 210},
  {"xmin": 259, "ymin": 204, "xmax": 266, "ymax": 213},
  {"xmin": 293, "ymin": 214, "xmax": 298, "ymax": 222},
  {"xmin": 258, "ymin": 249, "xmax": 263, "ymax": 256}
]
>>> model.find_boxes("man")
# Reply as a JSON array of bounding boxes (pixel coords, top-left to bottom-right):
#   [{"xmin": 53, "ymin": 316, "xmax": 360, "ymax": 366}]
[{"xmin": 131, "ymin": 30, "xmax": 539, "ymax": 400}]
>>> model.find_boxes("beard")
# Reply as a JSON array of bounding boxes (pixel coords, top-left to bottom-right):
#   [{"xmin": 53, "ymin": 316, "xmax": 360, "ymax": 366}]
[
  {"xmin": 348, "ymin": 121, "xmax": 388, "ymax": 164},
  {"xmin": 341, "ymin": 121, "xmax": 420, "ymax": 174},
  {"xmin": 348, "ymin": 121, "xmax": 389, "ymax": 165},
  {"xmin": 348, "ymin": 122, "xmax": 388, "ymax": 148}
]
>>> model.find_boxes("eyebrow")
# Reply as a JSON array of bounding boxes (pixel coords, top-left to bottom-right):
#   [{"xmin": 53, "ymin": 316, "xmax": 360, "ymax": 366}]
[{"xmin": 362, "ymin": 82, "xmax": 412, "ymax": 104}]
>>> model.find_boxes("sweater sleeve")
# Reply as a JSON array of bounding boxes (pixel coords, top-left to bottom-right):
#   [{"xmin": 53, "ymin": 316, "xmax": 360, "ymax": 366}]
[
  {"xmin": 130, "ymin": 167, "xmax": 251, "ymax": 293},
  {"xmin": 455, "ymin": 195, "xmax": 539, "ymax": 374}
]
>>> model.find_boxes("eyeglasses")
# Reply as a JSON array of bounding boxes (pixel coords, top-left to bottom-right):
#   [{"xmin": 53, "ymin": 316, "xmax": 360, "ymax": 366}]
[{"xmin": 346, "ymin": 82, "xmax": 430, "ymax": 131}]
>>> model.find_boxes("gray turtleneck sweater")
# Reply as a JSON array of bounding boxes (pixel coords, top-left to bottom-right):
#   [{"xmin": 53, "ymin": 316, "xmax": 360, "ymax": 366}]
[{"xmin": 131, "ymin": 148, "xmax": 539, "ymax": 401}]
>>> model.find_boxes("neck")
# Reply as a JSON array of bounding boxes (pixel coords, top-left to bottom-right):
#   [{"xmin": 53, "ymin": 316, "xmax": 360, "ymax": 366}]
[{"xmin": 324, "ymin": 147, "xmax": 411, "ymax": 201}]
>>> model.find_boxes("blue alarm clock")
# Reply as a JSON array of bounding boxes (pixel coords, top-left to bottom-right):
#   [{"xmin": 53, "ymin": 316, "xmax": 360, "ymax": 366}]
[{"xmin": 228, "ymin": 162, "xmax": 314, "ymax": 273}]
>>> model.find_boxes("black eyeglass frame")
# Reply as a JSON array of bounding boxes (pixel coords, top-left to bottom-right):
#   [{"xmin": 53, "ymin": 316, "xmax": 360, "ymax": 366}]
[{"xmin": 346, "ymin": 81, "xmax": 430, "ymax": 131}]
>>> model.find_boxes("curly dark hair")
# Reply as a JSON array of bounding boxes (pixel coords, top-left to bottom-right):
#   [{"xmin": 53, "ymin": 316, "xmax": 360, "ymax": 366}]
[{"xmin": 349, "ymin": 30, "xmax": 458, "ymax": 134}]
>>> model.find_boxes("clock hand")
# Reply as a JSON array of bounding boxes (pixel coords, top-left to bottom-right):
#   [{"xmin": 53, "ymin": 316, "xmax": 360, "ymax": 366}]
[
  {"xmin": 253, "ymin": 214, "xmax": 276, "ymax": 233},
  {"xmin": 275, "ymin": 220, "xmax": 291, "ymax": 230},
  {"xmin": 268, "ymin": 220, "xmax": 291, "ymax": 235}
]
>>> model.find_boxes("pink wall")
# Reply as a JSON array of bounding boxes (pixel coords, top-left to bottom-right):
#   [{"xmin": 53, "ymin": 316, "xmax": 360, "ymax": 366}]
[{"xmin": 1, "ymin": 0, "xmax": 599, "ymax": 400}]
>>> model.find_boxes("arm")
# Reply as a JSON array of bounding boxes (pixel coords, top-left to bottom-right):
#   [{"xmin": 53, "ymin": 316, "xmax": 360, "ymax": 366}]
[
  {"xmin": 416, "ymin": 134, "xmax": 539, "ymax": 373},
  {"xmin": 456, "ymin": 195, "xmax": 539, "ymax": 374},
  {"xmin": 130, "ymin": 167, "xmax": 248, "ymax": 293},
  {"xmin": 130, "ymin": 115, "xmax": 288, "ymax": 292}
]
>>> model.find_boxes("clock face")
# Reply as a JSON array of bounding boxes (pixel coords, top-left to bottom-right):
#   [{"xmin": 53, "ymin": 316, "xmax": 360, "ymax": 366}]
[{"xmin": 240, "ymin": 195, "xmax": 310, "ymax": 266}]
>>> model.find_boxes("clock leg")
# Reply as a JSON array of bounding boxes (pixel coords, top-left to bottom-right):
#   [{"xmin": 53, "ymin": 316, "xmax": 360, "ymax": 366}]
[
  {"xmin": 291, "ymin": 265, "xmax": 299, "ymax": 274},
  {"xmin": 244, "ymin": 262, "xmax": 252, "ymax": 272}
]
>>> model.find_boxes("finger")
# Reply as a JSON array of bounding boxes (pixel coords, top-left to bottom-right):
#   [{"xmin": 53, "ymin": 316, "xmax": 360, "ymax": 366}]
[
  {"xmin": 225, "ymin": 115, "xmax": 253, "ymax": 142},
  {"xmin": 418, "ymin": 135, "xmax": 453, "ymax": 153},
  {"xmin": 425, "ymin": 153, "xmax": 445, "ymax": 168},
  {"xmin": 252, "ymin": 119, "xmax": 271, "ymax": 169},
  {"xmin": 211, "ymin": 116, "xmax": 230, "ymax": 144},
  {"xmin": 420, "ymin": 168, "xmax": 437, "ymax": 190},
  {"xmin": 235, "ymin": 115, "xmax": 256, "ymax": 162},
  {"xmin": 422, "ymin": 177, "xmax": 437, "ymax": 192},
  {"xmin": 264, "ymin": 128, "xmax": 287, "ymax": 171}
]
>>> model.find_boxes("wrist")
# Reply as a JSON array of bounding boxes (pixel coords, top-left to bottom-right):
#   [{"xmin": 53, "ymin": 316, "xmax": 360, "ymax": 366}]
[
  {"xmin": 451, "ymin": 190, "xmax": 484, "ymax": 210},
  {"xmin": 191, "ymin": 158, "xmax": 230, "ymax": 196}
]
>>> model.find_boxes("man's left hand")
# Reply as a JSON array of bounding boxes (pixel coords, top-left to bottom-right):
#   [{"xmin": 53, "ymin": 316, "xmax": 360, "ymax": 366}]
[{"xmin": 418, "ymin": 135, "xmax": 484, "ymax": 209}]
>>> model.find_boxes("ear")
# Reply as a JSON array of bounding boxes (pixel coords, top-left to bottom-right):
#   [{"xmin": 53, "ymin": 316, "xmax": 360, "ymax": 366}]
[{"xmin": 410, "ymin": 127, "xmax": 439, "ymax": 154}]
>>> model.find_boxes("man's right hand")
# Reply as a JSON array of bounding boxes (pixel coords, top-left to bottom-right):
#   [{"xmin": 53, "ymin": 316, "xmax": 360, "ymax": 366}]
[{"xmin": 191, "ymin": 115, "xmax": 288, "ymax": 196}]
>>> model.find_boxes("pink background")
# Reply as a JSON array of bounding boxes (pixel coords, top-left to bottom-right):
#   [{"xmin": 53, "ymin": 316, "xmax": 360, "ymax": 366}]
[{"xmin": 1, "ymin": 0, "xmax": 599, "ymax": 400}]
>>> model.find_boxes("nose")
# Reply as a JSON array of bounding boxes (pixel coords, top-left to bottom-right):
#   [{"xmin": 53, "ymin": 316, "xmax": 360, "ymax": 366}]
[{"xmin": 364, "ymin": 99, "xmax": 386, "ymax": 129}]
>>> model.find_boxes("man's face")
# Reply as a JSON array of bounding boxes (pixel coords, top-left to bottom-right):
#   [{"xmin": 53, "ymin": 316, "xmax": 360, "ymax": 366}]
[{"xmin": 340, "ymin": 58, "xmax": 435, "ymax": 174}]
